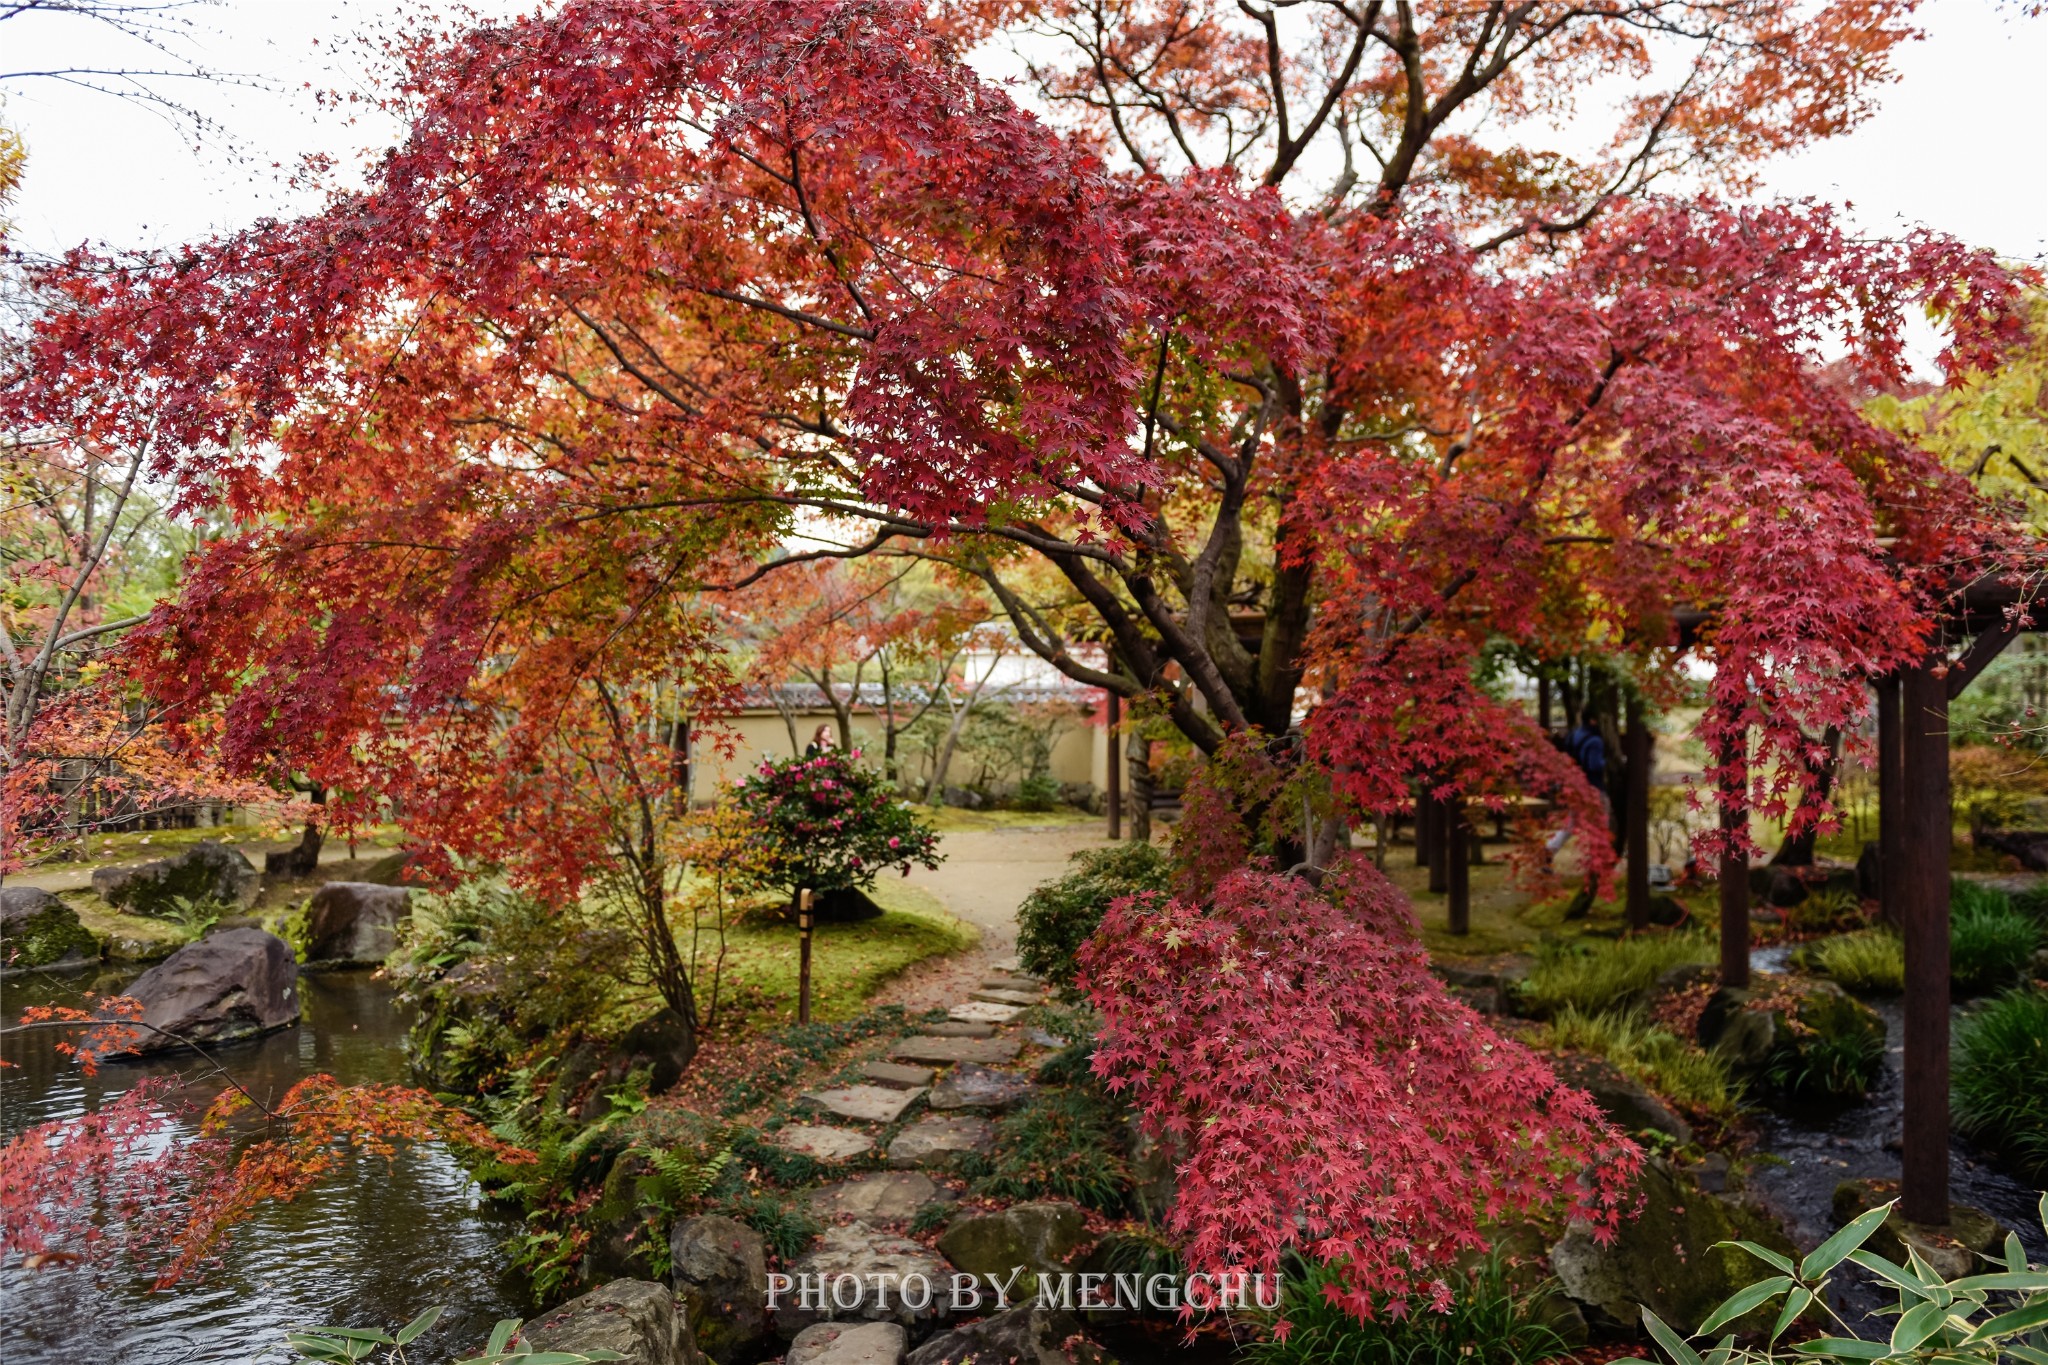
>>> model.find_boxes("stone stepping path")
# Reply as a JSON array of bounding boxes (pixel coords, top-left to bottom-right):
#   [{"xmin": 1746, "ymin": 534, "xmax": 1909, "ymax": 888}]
[
  {"xmin": 948, "ymin": 1001, "xmax": 1024, "ymax": 1024},
  {"xmin": 800, "ymin": 1083, "xmax": 925, "ymax": 1124},
  {"xmin": 923, "ymin": 1020, "xmax": 997, "ymax": 1038},
  {"xmin": 775, "ymin": 1224, "xmax": 950, "ymax": 1336},
  {"xmin": 886, "ymin": 1115, "xmax": 994, "ymax": 1168},
  {"xmin": 969, "ymin": 988, "xmax": 1039, "ymax": 1007},
  {"xmin": 979, "ymin": 974, "xmax": 1043, "ymax": 993},
  {"xmin": 773, "ymin": 1124, "xmax": 876, "ymax": 1162},
  {"xmin": 787, "ymin": 1320, "xmax": 906, "ymax": 1365},
  {"xmin": 807, "ymin": 1171, "xmax": 944, "ymax": 1224},
  {"xmin": 889, "ymin": 1034, "xmax": 1021, "ymax": 1065},
  {"xmin": 860, "ymin": 1060, "xmax": 935, "ymax": 1090},
  {"xmin": 928, "ymin": 1061, "xmax": 1035, "ymax": 1112}
]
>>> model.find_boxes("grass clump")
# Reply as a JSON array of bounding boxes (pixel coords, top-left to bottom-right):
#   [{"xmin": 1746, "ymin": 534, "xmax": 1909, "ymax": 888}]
[
  {"xmin": 714, "ymin": 891, "xmax": 978, "ymax": 1024},
  {"xmin": 1810, "ymin": 929, "xmax": 1906, "ymax": 994},
  {"xmin": 1517, "ymin": 932, "xmax": 1714, "ymax": 1018},
  {"xmin": 1015, "ymin": 841, "xmax": 1172, "ymax": 992},
  {"xmin": 1950, "ymin": 881, "xmax": 2043, "ymax": 997},
  {"xmin": 1953, "ymin": 987, "xmax": 2048, "ymax": 1182},
  {"xmin": 1245, "ymin": 1253, "xmax": 1570, "ymax": 1365},
  {"xmin": 1541, "ymin": 1008, "xmax": 1740, "ymax": 1116},
  {"xmin": 976, "ymin": 1087, "xmax": 1132, "ymax": 1214}
]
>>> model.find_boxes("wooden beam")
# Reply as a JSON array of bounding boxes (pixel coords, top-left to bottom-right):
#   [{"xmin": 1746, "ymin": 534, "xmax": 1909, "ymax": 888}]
[
  {"xmin": 1899, "ymin": 658, "xmax": 1952, "ymax": 1227},
  {"xmin": 1625, "ymin": 696, "xmax": 1651, "ymax": 932},
  {"xmin": 1946, "ymin": 624, "xmax": 2016, "ymax": 701},
  {"xmin": 1427, "ymin": 793, "xmax": 1449, "ymax": 893}
]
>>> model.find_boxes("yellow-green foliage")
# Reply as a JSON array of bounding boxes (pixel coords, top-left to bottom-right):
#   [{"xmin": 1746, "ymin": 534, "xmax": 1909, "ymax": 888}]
[
  {"xmin": 1518, "ymin": 932, "xmax": 1715, "ymax": 1017},
  {"xmin": 1810, "ymin": 929, "xmax": 1905, "ymax": 994},
  {"xmin": 1542, "ymin": 1007, "xmax": 1741, "ymax": 1117}
]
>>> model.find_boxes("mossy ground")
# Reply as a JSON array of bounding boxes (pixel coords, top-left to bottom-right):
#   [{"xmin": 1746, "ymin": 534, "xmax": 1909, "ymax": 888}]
[
  {"xmin": 59, "ymin": 889, "xmax": 196, "ymax": 961},
  {"xmin": 705, "ymin": 880, "xmax": 978, "ymax": 1026}
]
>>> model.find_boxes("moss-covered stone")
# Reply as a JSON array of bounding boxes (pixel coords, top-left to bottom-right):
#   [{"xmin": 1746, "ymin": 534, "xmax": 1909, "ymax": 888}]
[
  {"xmin": 66, "ymin": 891, "xmax": 194, "ymax": 961},
  {"xmin": 90, "ymin": 841, "xmax": 259, "ymax": 917},
  {"xmin": 1831, "ymin": 1179, "xmax": 2008, "ymax": 1280},
  {"xmin": 1549, "ymin": 1157, "xmax": 1797, "ymax": 1335},
  {"xmin": 937, "ymin": 1201, "xmax": 1089, "ymax": 1299},
  {"xmin": 0, "ymin": 887, "xmax": 98, "ymax": 972}
]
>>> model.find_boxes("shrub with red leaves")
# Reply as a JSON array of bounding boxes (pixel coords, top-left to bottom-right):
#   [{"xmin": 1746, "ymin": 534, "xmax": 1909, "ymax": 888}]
[{"xmin": 1081, "ymin": 858, "xmax": 1640, "ymax": 1323}]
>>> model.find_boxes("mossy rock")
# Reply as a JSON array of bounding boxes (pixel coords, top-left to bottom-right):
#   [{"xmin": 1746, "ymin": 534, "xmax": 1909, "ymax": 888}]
[
  {"xmin": 936, "ymin": 1201, "xmax": 1089, "ymax": 1299},
  {"xmin": 1832, "ymin": 1179, "xmax": 2008, "ymax": 1280},
  {"xmin": 65, "ymin": 891, "xmax": 194, "ymax": 961},
  {"xmin": 1701, "ymin": 979, "xmax": 1885, "ymax": 1102},
  {"xmin": 1549, "ymin": 1158, "xmax": 1797, "ymax": 1336},
  {"xmin": 1, "ymin": 887, "xmax": 99, "ymax": 973}
]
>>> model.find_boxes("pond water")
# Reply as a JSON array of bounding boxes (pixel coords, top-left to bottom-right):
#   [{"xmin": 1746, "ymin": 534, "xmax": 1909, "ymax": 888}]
[
  {"xmin": 1744, "ymin": 995, "xmax": 2048, "ymax": 1332},
  {"xmin": 0, "ymin": 965, "xmax": 525, "ymax": 1365}
]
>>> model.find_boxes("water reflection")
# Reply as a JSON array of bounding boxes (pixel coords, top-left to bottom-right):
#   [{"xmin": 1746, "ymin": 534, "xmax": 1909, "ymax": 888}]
[{"xmin": 1, "ymin": 967, "xmax": 524, "ymax": 1365}]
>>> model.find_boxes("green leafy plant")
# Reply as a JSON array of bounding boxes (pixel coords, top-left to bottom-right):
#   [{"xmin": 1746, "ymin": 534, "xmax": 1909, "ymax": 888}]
[
  {"xmin": 1951, "ymin": 882, "xmax": 2043, "ymax": 997},
  {"xmin": 909, "ymin": 1200, "xmax": 953, "ymax": 1236},
  {"xmin": 1953, "ymin": 988, "xmax": 2048, "ymax": 1183},
  {"xmin": 1542, "ymin": 1007, "xmax": 1741, "ymax": 1116},
  {"xmin": 1246, "ymin": 1252, "xmax": 1571, "ymax": 1365},
  {"xmin": 1623, "ymin": 1195, "xmax": 2048, "ymax": 1364},
  {"xmin": 1014, "ymin": 841, "xmax": 1172, "ymax": 991},
  {"xmin": 1011, "ymin": 773, "xmax": 1062, "ymax": 812},
  {"xmin": 975, "ymin": 1086, "xmax": 1132, "ymax": 1214},
  {"xmin": 1518, "ymin": 933, "xmax": 1716, "ymax": 1018},
  {"xmin": 1790, "ymin": 886, "xmax": 1866, "ymax": 934},
  {"xmin": 288, "ymin": 1308, "xmax": 625, "ymax": 1365},
  {"xmin": 715, "ymin": 1187, "xmax": 821, "ymax": 1261},
  {"xmin": 1810, "ymin": 930, "xmax": 1906, "ymax": 994}
]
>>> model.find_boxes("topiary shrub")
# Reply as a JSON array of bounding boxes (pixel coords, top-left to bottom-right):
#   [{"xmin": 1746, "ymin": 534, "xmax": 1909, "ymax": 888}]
[
  {"xmin": 1950, "ymin": 880, "xmax": 2043, "ymax": 996},
  {"xmin": 1014, "ymin": 841, "xmax": 1171, "ymax": 992},
  {"xmin": 1952, "ymin": 987, "xmax": 2048, "ymax": 1182},
  {"xmin": 730, "ymin": 748, "xmax": 942, "ymax": 918}
]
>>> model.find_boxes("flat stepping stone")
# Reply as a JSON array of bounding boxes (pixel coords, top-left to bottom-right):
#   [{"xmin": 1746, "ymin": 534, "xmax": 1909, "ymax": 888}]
[
  {"xmin": 1025, "ymin": 1027, "xmax": 1065, "ymax": 1048},
  {"xmin": 788, "ymin": 1321, "xmax": 907, "ymax": 1365},
  {"xmin": 808, "ymin": 1171, "xmax": 944, "ymax": 1223},
  {"xmin": 991, "ymin": 955, "xmax": 1024, "ymax": 973},
  {"xmin": 800, "ymin": 1084, "xmax": 925, "ymax": 1124},
  {"xmin": 777, "ymin": 1224, "xmax": 951, "ymax": 1337},
  {"xmin": 923, "ymin": 1021, "xmax": 996, "ymax": 1038},
  {"xmin": 949, "ymin": 1001, "xmax": 1024, "ymax": 1024},
  {"xmin": 886, "ymin": 1115, "xmax": 995, "ymax": 1168},
  {"xmin": 861, "ymin": 1060, "xmax": 936, "ymax": 1090},
  {"xmin": 980, "ymin": 975, "xmax": 1044, "ymax": 993},
  {"xmin": 772, "ymin": 1125, "xmax": 875, "ymax": 1162},
  {"xmin": 890, "ymin": 1035, "xmax": 1022, "ymax": 1065},
  {"xmin": 928, "ymin": 1061, "xmax": 1036, "ymax": 1112},
  {"xmin": 970, "ymin": 988, "xmax": 1041, "ymax": 1007}
]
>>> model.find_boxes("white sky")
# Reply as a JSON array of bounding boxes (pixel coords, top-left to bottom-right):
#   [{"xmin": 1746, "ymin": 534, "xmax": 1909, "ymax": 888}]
[{"xmin": 2, "ymin": 0, "xmax": 2043, "ymax": 261}]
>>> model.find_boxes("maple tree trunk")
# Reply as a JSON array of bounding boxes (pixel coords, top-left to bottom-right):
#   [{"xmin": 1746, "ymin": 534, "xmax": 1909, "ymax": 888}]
[
  {"xmin": 1128, "ymin": 739, "xmax": 1153, "ymax": 843},
  {"xmin": 1769, "ymin": 727, "xmax": 1841, "ymax": 867},
  {"xmin": 282, "ymin": 784, "xmax": 326, "ymax": 877},
  {"xmin": 1877, "ymin": 675, "xmax": 1903, "ymax": 925},
  {"xmin": 1719, "ymin": 729, "xmax": 1750, "ymax": 990},
  {"xmin": 1625, "ymin": 700, "xmax": 1651, "ymax": 932},
  {"xmin": 1446, "ymin": 802, "xmax": 1470, "ymax": 935}
]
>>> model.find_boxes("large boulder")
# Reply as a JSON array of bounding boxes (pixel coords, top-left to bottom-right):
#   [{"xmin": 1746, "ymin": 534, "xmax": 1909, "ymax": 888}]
[
  {"xmin": 936, "ymin": 1202, "xmax": 1089, "ymax": 1300},
  {"xmin": 116, "ymin": 927, "xmax": 299, "ymax": 1054},
  {"xmin": 92, "ymin": 841, "xmax": 260, "ymax": 917},
  {"xmin": 906, "ymin": 1304, "xmax": 1114, "ymax": 1365},
  {"xmin": 1550, "ymin": 1055, "xmax": 1692, "ymax": 1144},
  {"xmin": 1, "ymin": 887, "xmax": 97, "ymax": 974},
  {"xmin": 670, "ymin": 1214, "xmax": 769, "ymax": 1364},
  {"xmin": 551, "ymin": 1008, "xmax": 701, "ymax": 1120},
  {"xmin": 1699, "ymin": 978, "xmax": 1884, "ymax": 1101},
  {"xmin": 522, "ymin": 1279, "xmax": 705, "ymax": 1365},
  {"xmin": 1548, "ymin": 1158, "xmax": 1796, "ymax": 1336},
  {"xmin": 774, "ymin": 1223, "xmax": 953, "ymax": 1340},
  {"xmin": 299, "ymin": 881, "xmax": 411, "ymax": 967},
  {"xmin": 1832, "ymin": 1180, "xmax": 2009, "ymax": 1280}
]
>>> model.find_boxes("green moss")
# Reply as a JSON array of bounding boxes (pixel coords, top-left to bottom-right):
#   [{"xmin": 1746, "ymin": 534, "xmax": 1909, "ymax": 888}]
[
  {"xmin": 63, "ymin": 891, "xmax": 194, "ymax": 961},
  {"xmin": 714, "ymin": 889, "xmax": 977, "ymax": 1025},
  {"xmin": 0, "ymin": 894, "xmax": 98, "ymax": 967}
]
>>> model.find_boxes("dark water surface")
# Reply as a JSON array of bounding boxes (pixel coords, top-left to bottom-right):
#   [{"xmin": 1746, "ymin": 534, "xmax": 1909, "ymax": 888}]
[{"xmin": 1, "ymin": 966, "xmax": 524, "ymax": 1365}]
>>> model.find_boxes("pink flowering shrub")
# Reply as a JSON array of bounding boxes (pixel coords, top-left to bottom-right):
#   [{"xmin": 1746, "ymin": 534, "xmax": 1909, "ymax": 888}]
[
  {"xmin": 1080, "ymin": 857, "xmax": 1640, "ymax": 1322},
  {"xmin": 731, "ymin": 748, "xmax": 942, "ymax": 900}
]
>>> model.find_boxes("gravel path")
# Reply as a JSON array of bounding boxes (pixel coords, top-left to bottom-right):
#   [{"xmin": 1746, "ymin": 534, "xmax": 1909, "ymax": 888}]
[{"xmin": 876, "ymin": 823, "xmax": 1116, "ymax": 1012}]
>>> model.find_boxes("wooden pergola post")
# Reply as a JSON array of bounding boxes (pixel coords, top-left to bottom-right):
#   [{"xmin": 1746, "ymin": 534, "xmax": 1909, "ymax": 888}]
[
  {"xmin": 1625, "ymin": 696, "xmax": 1651, "ymax": 932},
  {"xmin": 1876, "ymin": 674, "xmax": 1902, "ymax": 926},
  {"xmin": 1415, "ymin": 787, "xmax": 1433, "ymax": 868},
  {"xmin": 1898, "ymin": 656, "xmax": 1952, "ymax": 1227},
  {"xmin": 1426, "ymin": 793, "xmax": 1450, "ymax": 894},
  {"xmin": 1719, "ymin": 726, "xmax": 1749, "ymax": 989},
  {"xmin": 1104, "ymin": 690, "xmax": 1122, "ymax": 841},
  {"xmin": 1447, "ymin": 798, "xmax": 1470, "ymax": 935}
]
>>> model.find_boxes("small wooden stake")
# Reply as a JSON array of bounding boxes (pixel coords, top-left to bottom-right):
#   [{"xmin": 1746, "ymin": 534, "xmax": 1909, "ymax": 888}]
[{"xmin": 797, "ymin": 888, "xmax": 815, "ymax": 1026}]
